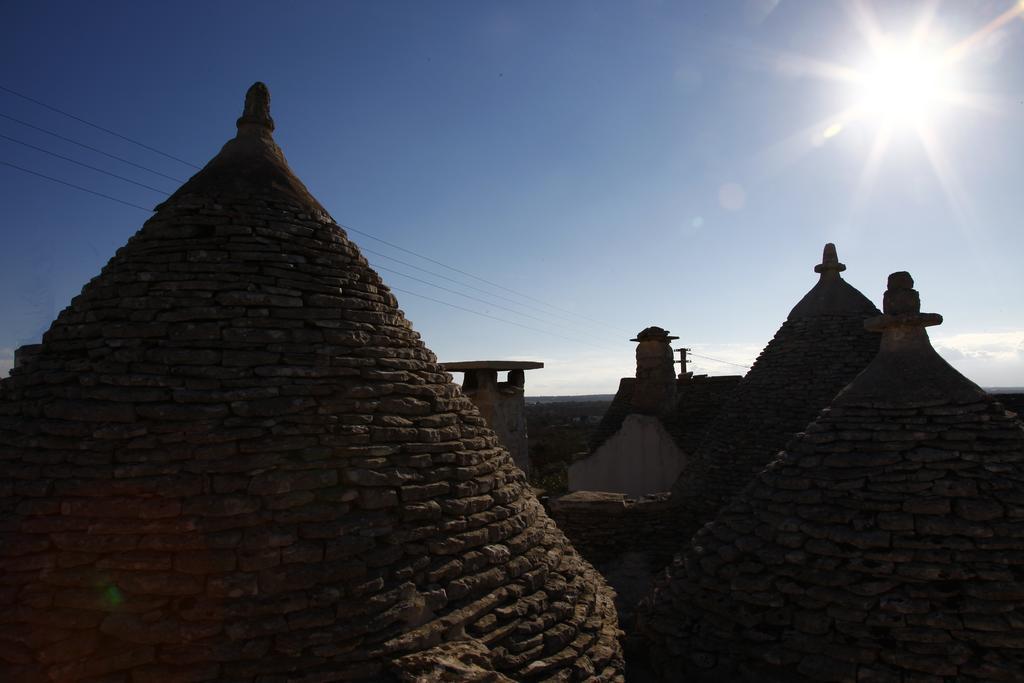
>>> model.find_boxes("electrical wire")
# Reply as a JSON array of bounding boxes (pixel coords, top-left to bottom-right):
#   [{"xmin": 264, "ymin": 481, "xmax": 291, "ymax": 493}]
[
  {"xmin": 688, "ymin": 350, "xmax": 751, "ymax": 369},
  {"xmin": 365, "ymin": 249, "xmax": 625, "ymax": 339},
  {"xmin": 0, "ymin": 84, "xmax": 200, "ymax": 169},
  {"xmin": 361, "ymin": 245, "xmax": 576, "ymax": 319},
  {"xmin": 371, "ymin": 262, "xmax": 618, "ymax": 338},
  {"xmin": 1, "ymin": 161, "xmax": 154, "ymax": 211},
  {"xmin": 0, "ymin": 133, "xmax": 171, "ymax": 194},
  {"xmin": 0, "ymin": 112, "xmax": 186, "ymax": 182},
  {"xmin": 339, "ymin": 220, "xmax": 629, "ymax": 334},
  {"xmin": 388, "ymin": 286, "xmax": 616, "ymax": 351}
]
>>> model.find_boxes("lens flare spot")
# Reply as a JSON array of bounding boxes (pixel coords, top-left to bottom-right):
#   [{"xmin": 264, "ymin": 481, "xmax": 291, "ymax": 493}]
[
  {"xmin": 823, "ymin": 122, "xmax": 843, "ymax": 139},
  {"xmin": 718, "ymin": 183, "xmax": 746, "ymax": 211}
]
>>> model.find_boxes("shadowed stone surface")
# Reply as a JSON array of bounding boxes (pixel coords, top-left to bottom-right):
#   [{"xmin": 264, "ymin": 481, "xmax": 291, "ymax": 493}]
[
  {"xmin": 442, "ymin": 361, "xmax": 543, "ymax": 477},
  {"xmin": 669, "ymin": 244, "xmax": 880, "ymax": 551},
  {"xmin": 0, "ymin": 83, "xmax": 623, "ymax": 682},
  {"xmin": 639, "ymin": 273, "xmax": 1024, "ymax": 682}
]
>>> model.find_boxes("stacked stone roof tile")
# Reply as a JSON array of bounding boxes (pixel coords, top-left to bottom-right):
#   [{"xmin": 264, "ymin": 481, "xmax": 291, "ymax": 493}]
[
  {"xmin": 0, "ymin": 83, "xmax": 623, "ymax": 682},
  {"xmin": 640, "ymin": 272, "xmax": 1024, "ymax": 682},
  {"xmin": 660, "ymin": 375, "xmax": 744, "ymax": 457},
  {"xmin": 670, "ymin": 244, "xmax": 881, "ymax": 543}
]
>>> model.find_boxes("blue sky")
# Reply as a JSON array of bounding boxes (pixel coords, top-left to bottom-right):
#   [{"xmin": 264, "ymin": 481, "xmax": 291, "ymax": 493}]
[{"xmin": 1, "ymin": 0, "xmax": 1022, "ymax": 394}]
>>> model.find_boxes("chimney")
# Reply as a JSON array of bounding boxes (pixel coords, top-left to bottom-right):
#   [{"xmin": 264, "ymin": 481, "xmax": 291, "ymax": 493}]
[
  {"xmin": 631, "ymin": 326, "xmax": 678, "ymax": 414},
  {"xmin": 440, "ymin": 360, "xmax": 544, "ymax": 476}
]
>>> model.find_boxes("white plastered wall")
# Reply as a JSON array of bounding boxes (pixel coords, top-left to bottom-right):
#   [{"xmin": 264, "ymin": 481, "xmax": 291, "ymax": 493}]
[{"xmin": 568, "ymin": 414, "xmax": 685, "ymax": 497}]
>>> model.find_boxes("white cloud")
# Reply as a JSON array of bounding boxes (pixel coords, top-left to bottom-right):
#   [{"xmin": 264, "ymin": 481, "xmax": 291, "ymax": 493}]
[
  {"xmin": 932, "ymin": 331, "xmax": 1024, "ymax": 388},
  {"xmin": 685, "ymin": 342, "xmax": 761, "ymax": 377}
]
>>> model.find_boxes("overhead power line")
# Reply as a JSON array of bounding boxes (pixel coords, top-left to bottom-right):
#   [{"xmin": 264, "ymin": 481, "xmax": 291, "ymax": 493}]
[
  {"xmin": 388, "ymin": 286, "xmax": 615, "ymax": 351},
  {"xmin": 0, "ymin": 133, "xmax": 171, "ymax": 194},
  {"xmin": 1, "ymin": 160, "xmax": 154, "ymax": 212},
  {"xmin": 0, "ymin": 112, "xmax": 186, "ymax": 182},
  {"xmin": 339, "ymin": 221, "xmax": 629, "ymax": 334},
  {"xmin": 0, "ymin": 84, "xmax": 201, "ymax": 169},
  {"xmin": 688, "ymin": 350, "xmax": 751, "ymax": 370},
  {"xmin": 363, "ymin": 245, "xmax": 559, "ymax": 315},
  {"xmin": 363, "ymin": 245, "xmax": 621, "ymax": 338},
  {"xmin": 371, "ymin": 261, "xmax": 621, "ymax": 342}
]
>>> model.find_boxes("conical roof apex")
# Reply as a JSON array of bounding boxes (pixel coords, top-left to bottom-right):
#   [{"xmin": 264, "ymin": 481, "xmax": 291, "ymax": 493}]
[
  {"xmin": 787, "ymin": 243, "xmax": 877, "ymax": 320},
  {"xmin": 836, "ymin": 270, "xmax": 987, "ymax": 406},
  {"xmin": 157, "ymin": 82, "xmax": 327, "ymax": 214}
]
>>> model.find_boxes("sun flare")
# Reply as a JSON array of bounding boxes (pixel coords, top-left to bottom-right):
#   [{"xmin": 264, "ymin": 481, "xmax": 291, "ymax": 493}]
[
  {"xmin": 855, "ymin": 40, "xmax": 953, "ymax": 126},
  {"xmin": 750, "ymin": 0, "xmax": 1024, "ymax": 217}
]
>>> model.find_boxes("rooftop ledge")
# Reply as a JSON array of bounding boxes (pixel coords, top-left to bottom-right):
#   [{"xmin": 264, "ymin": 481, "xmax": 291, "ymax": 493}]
[{"xmin": 441, "ymin": 360, "xmax": 544, "ymax": 371}]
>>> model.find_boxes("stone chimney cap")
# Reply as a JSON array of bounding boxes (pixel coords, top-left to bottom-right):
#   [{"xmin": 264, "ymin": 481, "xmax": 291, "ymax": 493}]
[
  {"xmin": 441, "ymin": 360, "xmax": 544, "ymax": 371},
  {"xmin": 814, "ymin": 242, "xmax": 846, "ymax": 273},
  {"xmin": 864, "ymin": 271, "xmax": 943, "ymax": 332},
  {"xmin": 236, "ymin": 82, "xmax": 275, "ymax": 133},
  {"xmin": 631, "ymin": 326, "xmax": 679, "ymax": 343}
]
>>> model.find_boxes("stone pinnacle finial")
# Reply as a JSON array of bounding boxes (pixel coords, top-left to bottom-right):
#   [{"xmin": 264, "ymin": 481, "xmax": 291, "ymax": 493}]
[
  {"xmin": 814, "ymin": 242, "xmax": 846, "ymax": 274},
  {"xmin": 883, "ymin": 271, "xmax": 918, "ymax": 315},
  {"xmin": 865, "ymin": 271, "xmax": 942, "ymax": 332},
  {"xmin": 236, "ymin": 82, "xmax": 275, "ymax": 133},
  {"xmin": 837, "ymin": 270, "xmax": 985, "ymax": 404}
]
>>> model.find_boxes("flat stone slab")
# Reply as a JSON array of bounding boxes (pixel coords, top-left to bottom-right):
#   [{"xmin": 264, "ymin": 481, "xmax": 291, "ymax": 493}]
[{"xmin": 442, "ymin": 360, "xmax": 544, "ymax": 371}]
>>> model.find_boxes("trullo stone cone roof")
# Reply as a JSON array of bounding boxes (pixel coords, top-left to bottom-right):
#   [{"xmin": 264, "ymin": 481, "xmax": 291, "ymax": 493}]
[
  {"xmin": 670, "ymin": 243, "xmax": 881, "ymax": 546},
  {"xmin": 0, "ymin": 83, "xmax": 623, "ymax": 682},
  {"xmin": 640, "ymin": 271, "xmax": 1024, "ymax": 682}
]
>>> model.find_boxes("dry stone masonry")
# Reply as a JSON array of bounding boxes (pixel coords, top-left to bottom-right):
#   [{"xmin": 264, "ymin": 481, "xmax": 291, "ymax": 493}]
[
  {"xmin": 670, "ymin": 244, "xmax": 881, "ymax": 550},
  {"xmin": 630, "ymin": 327, "xmax": 678, "ymax": 416},
  {"xmin": 640, "ymin": 272, "xmax": 1024, "ymax": 682},
  {"xmin": 0, "ymin": 83, "xmax": 623, "ymax": 682},
  {"xmin": 441, "ymin": 360, "xmax": 543, "ymax": 478}
]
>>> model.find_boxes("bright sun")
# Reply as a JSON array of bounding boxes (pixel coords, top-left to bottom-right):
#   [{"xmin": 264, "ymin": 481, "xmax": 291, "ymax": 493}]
[
  {"xmin": 753, "ymin": 0, "xmax": 1024, "ymax": 213},
  {"xmin": 856, "ymin": 41, "xmax": 953, "ymax": 126}
]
